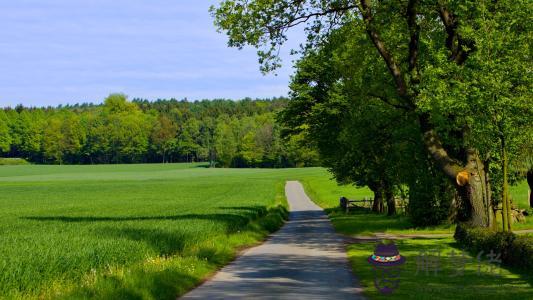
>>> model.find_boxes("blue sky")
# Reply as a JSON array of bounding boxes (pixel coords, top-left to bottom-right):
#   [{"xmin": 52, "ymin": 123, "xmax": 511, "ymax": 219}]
[{"xmin": 0, "ymin": 0, "xmax": 303, "ymax": 107}]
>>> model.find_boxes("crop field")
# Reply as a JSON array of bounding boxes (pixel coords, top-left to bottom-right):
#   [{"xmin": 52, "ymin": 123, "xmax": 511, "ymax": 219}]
[
  {"xmin": 0, "ymin": 163, "xmax": 330, "ymax": 299},
  {"xmin": 0, "ymin": 163, "xmax": 530, "ymax": 299}
]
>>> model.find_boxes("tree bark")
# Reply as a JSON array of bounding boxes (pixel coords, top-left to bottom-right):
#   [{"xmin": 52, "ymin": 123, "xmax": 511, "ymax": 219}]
[
  {"xmin": 460, "ymin": 150, "xmax": 493, "ymax": 227},
  {"xmin": 502, "ymin": 146, "xmax": 512, "ymax": 231},
  {"xmin": 419, "ymin": 114, "xmax": 492, "ymax": 227},
  {"xmin": 484, "ymin": 161, "xmax": 497, "ymax": 230},
  {"xmin": 526, "ymin": 170, "xmax": 533, "ymax": 208},
  {"xmin": 384, "ymin": 185, "xmax": 396, "ymax": 216},
  {"xmin": 369, "ymin": 182, "xmax": 384, "ymax": 213}
]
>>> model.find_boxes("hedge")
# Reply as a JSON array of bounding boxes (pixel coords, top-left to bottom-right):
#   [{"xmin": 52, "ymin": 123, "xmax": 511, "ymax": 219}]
[
  {"xmin": 0, "ymin": 158, "xmax": 29, "ymax": 165},
  {"xmin": 454, "ymin": 224, "xmax": 533, "ymax": 270}
]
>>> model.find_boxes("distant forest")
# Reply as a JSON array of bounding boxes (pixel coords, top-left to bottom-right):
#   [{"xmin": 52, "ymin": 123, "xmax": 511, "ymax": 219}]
[{"xmin": 0, "ymin": 94, "xmax": 318, "ymax": 167}]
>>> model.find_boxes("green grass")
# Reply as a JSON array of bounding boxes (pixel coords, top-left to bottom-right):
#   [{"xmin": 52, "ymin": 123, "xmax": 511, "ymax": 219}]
[
  {"xmin": 0, "ymin": 164, "xmax": 324, "ymax": 299},
  {"xmin": 0, "ymin": 164, "xmax": 530, "ymax": 299},
  {"xmin": 299, "ymin": 175, "xmax": 532, "ymax": 236},
  {"xmin": 298, "ymin": 176, "xmax": 455, "ymax": 236},
  {"xmin": 510, "ymin": 180, "xmax": 530, "ymax": 210},
  {"xmin": 346, "ymin": 238, "xmax": 533, "ymax": 299},
  {"xmin": 297, "ymin": 171, "xmax": 532, "ymax": 299}
]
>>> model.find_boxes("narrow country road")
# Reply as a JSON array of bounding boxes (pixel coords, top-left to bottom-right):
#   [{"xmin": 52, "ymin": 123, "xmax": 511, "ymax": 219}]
[{"xmin": 180, "ymin": 181, "xmax": 364, "ymax": 300}]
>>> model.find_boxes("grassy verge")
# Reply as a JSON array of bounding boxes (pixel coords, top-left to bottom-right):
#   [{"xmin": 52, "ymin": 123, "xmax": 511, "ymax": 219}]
[
  {"xmin": 347, "ymin": 238, "xmax": 533, "ymax": 299},
  {"xmin": 298, "ymin": 175, "xmax": 454, "ymax": 235},
  {"xmin": 1, "ymin": 164, "xmax": 530, "ymax": 298},
  {"xmin": 510, "ymin": 181, "xmax": 531, "ymax": 210},
  {"xmin": 299, "ymin": 175, "xmax": 532, "ymax": 235},
  {"xmin": 298, "ymin": 170, "xmax": 532, "ymax": 299}
]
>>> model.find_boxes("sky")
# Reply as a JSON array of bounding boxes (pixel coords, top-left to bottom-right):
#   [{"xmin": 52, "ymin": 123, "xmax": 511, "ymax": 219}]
[{"xmin": 0, "ymin": 0, "xmax": 304, "ymax": 107}]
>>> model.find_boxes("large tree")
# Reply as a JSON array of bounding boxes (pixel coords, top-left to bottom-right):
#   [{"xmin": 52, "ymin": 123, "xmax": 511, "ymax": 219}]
[{"xmin": 212, "ymin": 0, "xmax": 532, "ymax": 227}]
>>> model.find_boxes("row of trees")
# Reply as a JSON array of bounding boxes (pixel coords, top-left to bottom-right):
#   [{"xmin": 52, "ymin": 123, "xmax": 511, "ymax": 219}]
[
  {"xmin": 212, "ymin": 0, "xmax": 533, "ymax": 227},
  {"xmin": 0, "ymin": 95, "xmax": 318, "ymax": 167}
]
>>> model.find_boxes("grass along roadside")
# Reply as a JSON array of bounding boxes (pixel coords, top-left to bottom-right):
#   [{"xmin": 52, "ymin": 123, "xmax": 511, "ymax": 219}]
[
  {"xmin": 59, "ymin": 182, "xmax": 289, "ymax": 299},
  {"xmin": 299, "ymin": 175, "xmax": 532, "ymax": 236},
  {"xmin": 298, "ymin": 171, "xmax": 532, "ymax": 299},
  {"xmin": 347, "ymin": 238, "xmax": 533, "ymax": 299},
  {"xmin": 0, "ymin": 164, "xmax": 303, "ymax": 299}
]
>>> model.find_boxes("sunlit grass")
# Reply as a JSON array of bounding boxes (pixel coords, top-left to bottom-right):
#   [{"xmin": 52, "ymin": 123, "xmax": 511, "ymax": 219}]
[
  {"xmin": 0, "ymin": 163, "xmax": 530, "ymax": 299},
  {"xmin": 300, "ymin": 176, "xmax": 532, "ymax": 236},
  {"xmin": 347, "ymin": 238, "xmax": 533, "ymax": 299},
  {"xmin": 0, "ymin": 164, "xmax": 323, "ymax": 299}
]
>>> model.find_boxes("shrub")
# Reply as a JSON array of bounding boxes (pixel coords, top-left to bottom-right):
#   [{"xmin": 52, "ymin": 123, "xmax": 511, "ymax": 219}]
[
  {"xmin": 454, "ymin": 224, "xmax": 533, "ymax": 270},
  {"xmin": 0, "ymin": 158, "xmax": 29, "ymax": 165},
  {"xmin": 408, "ymin": 169, "xmax": 454, "ymax": 226}
]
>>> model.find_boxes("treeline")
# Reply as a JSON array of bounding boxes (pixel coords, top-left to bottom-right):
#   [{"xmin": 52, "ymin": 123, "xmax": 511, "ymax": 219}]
[{"xmin": 0, "ymin": 95, "xmax": 318, "ymax": 167}]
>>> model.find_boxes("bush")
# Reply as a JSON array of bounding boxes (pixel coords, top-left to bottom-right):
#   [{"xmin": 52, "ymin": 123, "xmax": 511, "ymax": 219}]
[
  {"xmin": 454, "ymin": 224, "xmax": 533, "ymax": 270},
  {"xmin": 508, "ymin": 234, "xmax": 533, "ymax": 270},
  {"xmin": 0, "ymin": 158, "xmax": 29, "ymax": 165},
  {"xmin": 408, "ymin": 168, "xmax": 454, "ymax": 226}
]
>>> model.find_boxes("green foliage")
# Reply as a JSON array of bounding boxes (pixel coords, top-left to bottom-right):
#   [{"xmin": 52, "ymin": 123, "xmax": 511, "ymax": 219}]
[
  {"xmin": 1, "ymin": 95, "xmax": 316, "ymax": 167},
  {"xmin": 0, "ymin": 111, "xmax": 11, "ymax": 153},
  {"xmin": 150, "ymin": 115, "xmax": 177, "ymax": 163},
  {"xmin": 407, "ymin": 159, "xmax": 455, "ymax": 226},
  {"xmin": 277, "ymin": 18, "xmax": 453, "ymax": 223},
  {"xmin": 213, "ymin": 0, "xmax": 533, "ymax": 226}
]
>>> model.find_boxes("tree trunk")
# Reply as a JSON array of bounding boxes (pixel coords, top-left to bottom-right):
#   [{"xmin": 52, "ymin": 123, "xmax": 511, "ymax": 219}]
[
  {"xmin": 502, "ymin": 146, "xmax": 512, "ymax": 231},
  {"xmin": 419, "ymin": 114, "xmax": 492, "ymax": 227},
  {"xmin": 369, "ymin": 182, "xmax": 384, "ymax": 213},
  {"xmin": 384, "ymin": 185, "xmax": 396, "ymax": 216},
  {"xmin": 484, "ymin": 161, "xmax": 497, "ymax": 230},
  {"xmin": 526, "ymin": 170, "xmax": 533, "ymax": 208},
  {"xmin": 458, "ymin": 150, "xmax": 493, "ymax": 227}
]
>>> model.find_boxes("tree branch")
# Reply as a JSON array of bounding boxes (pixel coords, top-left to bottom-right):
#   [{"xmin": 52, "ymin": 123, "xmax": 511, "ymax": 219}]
[
  {"xmin": 267, "ymin": 3, "xmax": 358, "ymax": 33},
  {"xmin": 407, "ymin": 0, "xmax": 420, "ymax": 77},
  {"xmin": 359, "ymin": 0, "xmax": 409, "ymax": 99},
  {"xmin": 437, "ymin": 3, "xmax": 475, "ymax": 65},
  {"xmin": 419, "ymin": 112, "xmax": 464, "ymax": 181},
  {"xmin": 368, "ymin": 92, "xmax": 411, "ymax": 110}
]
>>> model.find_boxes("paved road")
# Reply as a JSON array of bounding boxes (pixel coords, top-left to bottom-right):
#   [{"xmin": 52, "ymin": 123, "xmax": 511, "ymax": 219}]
[{"xmin": 180, "ymin": 181, "xmax": 364, "ymax": 300}]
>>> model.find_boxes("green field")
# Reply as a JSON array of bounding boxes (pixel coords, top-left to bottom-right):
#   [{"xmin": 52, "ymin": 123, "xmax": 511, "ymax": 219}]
[
  {"xmin": 0, "ymin": 163, "xmax": 530, "ymax": 299},
  {"xmin": 0, "ymin": 164, "xmax": 326, "ymax": 299}
]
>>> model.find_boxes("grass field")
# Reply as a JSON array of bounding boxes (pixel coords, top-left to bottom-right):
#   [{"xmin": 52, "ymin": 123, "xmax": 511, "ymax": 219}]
[
  {"xmin": 0, "ymin": 164, "xmax": 325, "ymax": 299},
  {"xmin": 0, "ymin": 163, "xmax": 530, "ymax": 299}
]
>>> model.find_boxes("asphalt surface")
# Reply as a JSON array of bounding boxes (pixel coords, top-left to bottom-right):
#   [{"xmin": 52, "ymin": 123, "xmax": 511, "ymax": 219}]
[{"xmin": 180, "ymin": 181, "xmax": 364, "ymax": 300}]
